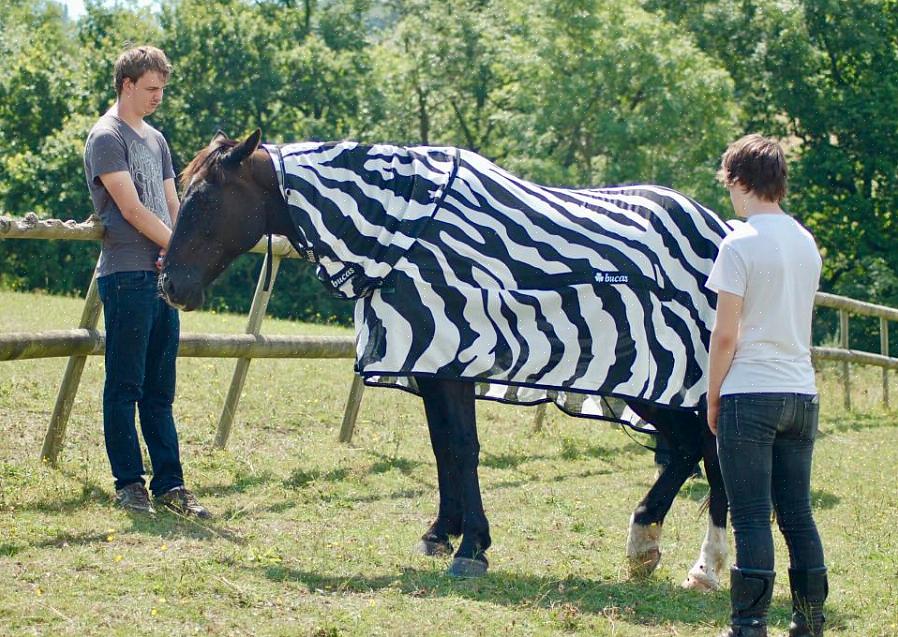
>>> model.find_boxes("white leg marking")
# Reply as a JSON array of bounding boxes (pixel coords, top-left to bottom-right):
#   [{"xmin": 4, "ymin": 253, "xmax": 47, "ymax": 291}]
[
  {"xmin": 626, "ymin": 513, "xmax": 663, "ymax": 577},
  {"xmin": 682, "ymin": 517, "xmax": 728, "ymax": 591}
]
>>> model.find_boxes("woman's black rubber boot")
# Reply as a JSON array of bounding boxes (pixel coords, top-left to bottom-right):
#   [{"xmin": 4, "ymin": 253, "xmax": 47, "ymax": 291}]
[
  {"xmin": 718, "ymin": 567, "xmax": 776, "ymax": 637},
  {"xmin": 788, "ymin": 567, "xmax": 828, "ymax": 636}
]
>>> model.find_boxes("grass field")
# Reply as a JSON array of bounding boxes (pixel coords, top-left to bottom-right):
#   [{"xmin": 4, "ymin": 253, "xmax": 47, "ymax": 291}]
[{"xmin": 1, "ymin": 288, "xmax": 896, "ymax": 636}]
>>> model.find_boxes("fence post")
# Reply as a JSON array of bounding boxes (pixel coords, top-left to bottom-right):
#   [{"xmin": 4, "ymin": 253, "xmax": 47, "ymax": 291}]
[
  {"xmin": 882, "ymin": 318, "xmax": 890, "ymax": 409},
  {"xmin": 40, "ymin": 273, "xmax": 102, "ymax": 464},
  {"xmin": 213, "ymin": 254, "xmax": 281, "ymax": 449},
  {"xmin": 840, "ymin": 309, "xmax": 851, "ymax": 411},
  {"xmin": 532, "ymin": 402, "xmax": 547, "ymax": 432},
  {"xmin": 338, "ymin": 373, "xmax": 366, "ymax": 443}
]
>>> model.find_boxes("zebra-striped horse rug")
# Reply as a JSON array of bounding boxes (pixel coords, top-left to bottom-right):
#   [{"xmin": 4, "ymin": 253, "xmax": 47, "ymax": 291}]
[{"xmin": 264, "ymin": 142, "xmax": 731, "ymax": 428}]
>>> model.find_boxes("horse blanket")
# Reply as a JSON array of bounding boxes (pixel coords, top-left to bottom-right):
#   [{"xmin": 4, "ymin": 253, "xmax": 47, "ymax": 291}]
[{"xmin": 263, "ymin": 142, "xmax": 731, "ymax": 427}]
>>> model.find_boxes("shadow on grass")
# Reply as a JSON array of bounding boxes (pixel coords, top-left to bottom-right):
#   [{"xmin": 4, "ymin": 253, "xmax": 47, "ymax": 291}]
[
  {"xmin": 481, "ymin": 450, "xmax": 545, "ymax": 470},
  {"xmin": 125, "ymin": 509, "xmax": 247, "ymax": 544},
  {"xmin": 24, "ymin": 482, "xmax": 110, "ymax": 514},
  {"xmin": 332, "ymin": 488, "xmax": 429, "ymax": 505},
  {"xmin": 281, "ymin": 451, "xmax": 423, "ymax": 489},
  {"xmin": 254, "ymin": 562, "xmax": 854, "ymax": 632},
  {"xmin": 367, "ymin": 452, "xmax": 423, "ymax": 476},
  {"xmin": 256, "ymin": 563, "xmax": 731, "ymax": 628},
  {"xmin": 0, "ymin": 529, "xmax": 112, "ymax": 557},
  {"xmin": 283, "ymin": 467, "xmax": 351, "ymax": 489},
  {"xmin": 261, "ymin": 449, "xmax": 657, "ymax": 516},
  {"xmin": 810, "ymin": 488, "xmax": 840, "ymax": 510},
  {"xmin": 0, "ymin": 508, "xmax": 247, "ymax": 555},
  {"xmin": 818, "ymin": 412, "xmax": 897, "ymax": 435},
  {"xmin": 193, "ymin": 472, "xmax": 277, "ymax": 498}
]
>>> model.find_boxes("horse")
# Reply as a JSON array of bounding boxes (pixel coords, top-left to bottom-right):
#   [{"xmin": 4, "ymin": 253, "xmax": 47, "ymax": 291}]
[{"xmin": 161, "ymin": 129, "xmax": 730, "ymax": 587}]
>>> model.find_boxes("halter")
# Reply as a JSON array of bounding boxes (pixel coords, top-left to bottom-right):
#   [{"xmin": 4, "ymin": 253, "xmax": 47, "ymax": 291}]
[
  {"xmin": 262, "ymin": 144, "xmax": 318, "ymax": 292},
  {"xmin": 263, "ymin": 233, "xmax": 273, "ymax": 292},
  {"xmin": 259, "ymin": 144, "xmax": 318, "ymax": 292}
]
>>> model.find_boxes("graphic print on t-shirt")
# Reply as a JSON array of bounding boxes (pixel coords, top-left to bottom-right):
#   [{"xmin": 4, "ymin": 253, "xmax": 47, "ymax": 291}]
[{"xmin": 128, "ymin": 139, "xmax": 170, "ymax": 225}]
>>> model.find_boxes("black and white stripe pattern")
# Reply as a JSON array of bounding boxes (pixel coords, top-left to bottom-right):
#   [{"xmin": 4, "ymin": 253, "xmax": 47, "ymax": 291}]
[{"xmin": 265, "ymin": 142, "xmax": 731, "ymax": 425}]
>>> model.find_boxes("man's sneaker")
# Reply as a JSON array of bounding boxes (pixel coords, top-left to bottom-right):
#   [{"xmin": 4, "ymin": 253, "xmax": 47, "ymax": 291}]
[
  {"xmin": 115, "ymin": 483, "xmax": 156, "ymax": 515},
  {"xmin": 156, "ymin": 486, "xmax": 212, "ymax": 519}
]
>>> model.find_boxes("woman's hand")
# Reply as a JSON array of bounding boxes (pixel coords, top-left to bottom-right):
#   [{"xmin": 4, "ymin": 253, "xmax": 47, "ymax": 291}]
[{"xmin": 707, "ymin": 399, "xmax": 719, "ymax": 435}]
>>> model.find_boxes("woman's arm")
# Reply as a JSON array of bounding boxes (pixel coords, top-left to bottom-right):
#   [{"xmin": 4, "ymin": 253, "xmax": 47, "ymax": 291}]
[{"xmin": 707, "ymin": 290, "xmax": 744, "ymax": 434}]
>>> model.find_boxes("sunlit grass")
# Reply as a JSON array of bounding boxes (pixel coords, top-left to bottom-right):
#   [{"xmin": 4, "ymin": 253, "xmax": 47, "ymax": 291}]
[{"xmin": 1, "ymin": 289, "xmax": 896, "ymax": 636}]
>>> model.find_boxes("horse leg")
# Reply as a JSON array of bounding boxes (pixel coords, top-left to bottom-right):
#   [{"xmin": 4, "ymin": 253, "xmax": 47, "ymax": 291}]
[
  {"xmin": 417, "ymin": 377, "xmax": 491, "ymax": 577},
  {"xmin": 625, "ymin": 404, "xmax": 703, "ymax": 578},
  {"xmin": 416, "ymin": 378, "xmax": 464, "ymax": 557},
  {"xmin": 682, "ymin": 421, "xmax": 729, "ymax": 591}
]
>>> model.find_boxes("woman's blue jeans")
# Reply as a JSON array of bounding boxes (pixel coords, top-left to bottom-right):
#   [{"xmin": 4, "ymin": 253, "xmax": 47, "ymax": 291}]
[
  {"xmin": 717, "ymin": 392, "xmax": 825, "ymax": 572},
  {"xmin": 97, "ymin": 271, "xmax": 184, "ymax": 497}
]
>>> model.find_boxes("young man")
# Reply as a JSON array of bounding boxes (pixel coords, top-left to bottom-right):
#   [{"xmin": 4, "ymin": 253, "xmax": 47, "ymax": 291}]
[
  {"xmin": 83, "ymin": 45, "xmax": 209, "ymax": 518},
  {"xmin": 707, "ymin": 134, "xmax": 826, "ymax": 636}
]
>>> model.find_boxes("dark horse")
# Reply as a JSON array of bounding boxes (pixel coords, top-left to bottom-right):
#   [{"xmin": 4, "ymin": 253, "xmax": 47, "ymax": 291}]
[{"xmin": 161, "ymin": 130, "xmax": 729, "ymax": 587}]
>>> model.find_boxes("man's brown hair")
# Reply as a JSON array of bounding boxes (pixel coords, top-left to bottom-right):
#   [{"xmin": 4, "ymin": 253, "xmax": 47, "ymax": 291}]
[
  {"xmin": 719, "ymin": 133, "xmax": 787, "ymax": 202},
  {"xmin": 114, "ymin": 45, "xmax": 172, "ymax": 95}
]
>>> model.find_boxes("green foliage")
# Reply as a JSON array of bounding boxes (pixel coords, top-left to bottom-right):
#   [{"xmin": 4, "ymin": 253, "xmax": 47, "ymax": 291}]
[
  {"xmin": 645, "ymin": 0, "xmax": 898, "ymax": 320},
  {"xmin": 370, "ymin": 0, "xmax": 521, "ymax": 151},
  {"xmin": 1, "ymin": 0, "xmax": 896, "ymax": 331},
  {"xmin": 501, "ymin": 0, "xmax": 739, "ymax": 206}
]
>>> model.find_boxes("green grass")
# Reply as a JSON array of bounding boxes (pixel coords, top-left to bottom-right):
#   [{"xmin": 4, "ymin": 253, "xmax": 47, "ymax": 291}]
[{"xmin": 1, "ymin": 289, "xmax": 897, "ymax": 636}]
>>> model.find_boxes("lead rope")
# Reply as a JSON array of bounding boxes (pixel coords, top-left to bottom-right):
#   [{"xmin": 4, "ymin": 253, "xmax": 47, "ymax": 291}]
[
  {"xmin": 263, "ymin": 232, "xmax": 273, "ymax": 292},
  {"xmin": 602, "ymin": 396, "xmax": 658, "ymax": 452}
]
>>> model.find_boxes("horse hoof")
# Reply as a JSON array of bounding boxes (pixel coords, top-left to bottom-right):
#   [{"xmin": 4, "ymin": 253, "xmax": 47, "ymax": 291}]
[
  {"xmin": 416, "ymin": 538, "xmax": 454, "ymax": 557},
  {"xmin": 627, "ymin": 548, "xmax": 662, "ymax": 578},
  {"xmin": 626, "ymin": 518, "xmax": 663, "ymax": 578},
  {"xmin": 447, "ymin": 557, "xmax": 488, "ymax": 578},
  {"xmin": 682, "ymin": 569, "xmax": 720, "ymax": 592}
]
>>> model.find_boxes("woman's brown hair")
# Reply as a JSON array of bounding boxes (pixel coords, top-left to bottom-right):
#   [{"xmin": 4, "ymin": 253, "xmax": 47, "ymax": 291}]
[{"xmin": 719, "ymin": 134, "xmax": 787, "ymax": 202}]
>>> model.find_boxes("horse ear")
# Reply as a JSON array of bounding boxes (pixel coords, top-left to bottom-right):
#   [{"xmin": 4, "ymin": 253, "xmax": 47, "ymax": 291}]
[
  {"xmin": 208, "ymin": 130, "xmax": 231, "ymax": 149},
  {"xmin": 221, "ymin": 129, "xmax": 262, "ymax": 168}
]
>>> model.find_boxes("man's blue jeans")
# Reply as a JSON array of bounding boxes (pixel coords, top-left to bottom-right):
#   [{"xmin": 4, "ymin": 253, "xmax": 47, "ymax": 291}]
[
  {"xmin": 97, "ymin": 271, "xmax": 184, "ymax": 497},
  {"xmin": 717, "ymin": 393, "xmax": 825, "ymax": 572}
]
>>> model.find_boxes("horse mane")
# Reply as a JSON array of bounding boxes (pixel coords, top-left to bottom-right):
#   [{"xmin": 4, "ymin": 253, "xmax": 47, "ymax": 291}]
[{"xmin": 179, "ymin": 138, "xmax": 240, "ymax": 191}]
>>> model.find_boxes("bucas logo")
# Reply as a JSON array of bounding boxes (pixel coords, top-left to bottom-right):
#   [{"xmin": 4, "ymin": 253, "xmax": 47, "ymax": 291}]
[
  {"xmin": 594, "ymin": 271, "xmax": 629, "ymax": 284},
  {"xmin": 332, "ymin": 267, "xmax": 357, "ymax": 287}
]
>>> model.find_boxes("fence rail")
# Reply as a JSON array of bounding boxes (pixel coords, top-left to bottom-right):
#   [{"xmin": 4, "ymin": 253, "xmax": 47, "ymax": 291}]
[
  {"xmin": 0, "ymin": 212, "xmax": 299, "ymax": 256},
  {"xmin": 0, "ymin": 329, "xmax": 354, "ymax": 361},
  {"xmin": 2, "ymin": 213, "xmax": 896, "ymax": 460}
]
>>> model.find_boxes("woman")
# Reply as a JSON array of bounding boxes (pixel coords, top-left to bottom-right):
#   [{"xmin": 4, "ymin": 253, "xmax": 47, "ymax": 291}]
[{"xmin": 706, "ymin": 134, "xmax": 828, "ymax": 637}]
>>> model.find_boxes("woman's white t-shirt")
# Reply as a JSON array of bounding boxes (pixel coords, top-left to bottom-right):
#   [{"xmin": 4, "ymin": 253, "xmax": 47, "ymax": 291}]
[{"xmin": 706, "ymin": 214, "xmax": 822, "ymax": 396}]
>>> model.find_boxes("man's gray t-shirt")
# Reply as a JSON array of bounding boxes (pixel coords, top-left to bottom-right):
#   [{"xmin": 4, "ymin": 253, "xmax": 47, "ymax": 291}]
[{"xmin": 84, "ymin": 113, "xmax": 175, "ymax": 276}]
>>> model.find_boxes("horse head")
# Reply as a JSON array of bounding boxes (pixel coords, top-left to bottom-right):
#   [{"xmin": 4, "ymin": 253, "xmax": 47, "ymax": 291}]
[{"xmin": 160, "ymin": 129, "xmax": 286, "ymax": 310}]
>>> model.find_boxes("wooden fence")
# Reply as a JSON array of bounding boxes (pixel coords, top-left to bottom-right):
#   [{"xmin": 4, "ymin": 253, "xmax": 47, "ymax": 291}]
[
  {"xmin": 1, "ymin": 213, "xmax": 363, "ymax": 464},
  {"xmin": 2, "ymin": 213, "xmax": 896, "ymax": 460}
]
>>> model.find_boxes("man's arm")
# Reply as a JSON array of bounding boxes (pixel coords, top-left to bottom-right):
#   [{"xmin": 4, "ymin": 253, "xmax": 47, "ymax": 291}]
[
  {"xmin": 98, "ymin": 171, "xmax": 172, "ymax": 249},
  {"xmin": 707, "ymin": 290, "xmax": 744, "ymax": 434},
  {"xmin": 163, "ymin": 178, "xmax": 180, "ymax": 227}
]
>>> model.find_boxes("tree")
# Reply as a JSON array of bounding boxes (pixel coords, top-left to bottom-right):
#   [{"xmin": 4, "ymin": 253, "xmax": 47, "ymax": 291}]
[
  {"xmin": 501, "ymin": 0, "xmax": 739, "ymax": 207},
  {"xmin": 646, "ymin": 0, "xmax": 898, "ymax": 308},
  {"xmin": 368, "ymin": 0, "xmax": 521, "ymax": 152}
]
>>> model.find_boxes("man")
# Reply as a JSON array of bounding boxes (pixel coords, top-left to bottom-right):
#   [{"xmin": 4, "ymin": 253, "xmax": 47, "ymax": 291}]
[{"xmin": 83, "ymin": 45, "xmax": 209, "ymax": 518}]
